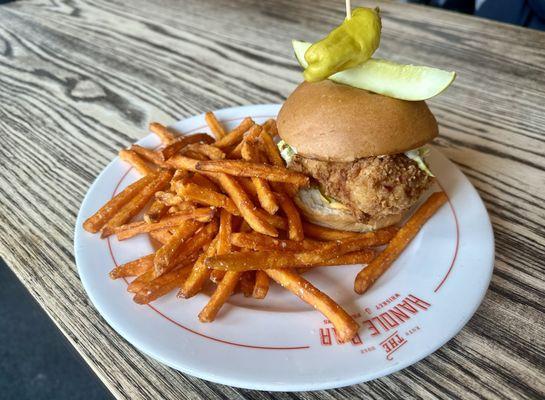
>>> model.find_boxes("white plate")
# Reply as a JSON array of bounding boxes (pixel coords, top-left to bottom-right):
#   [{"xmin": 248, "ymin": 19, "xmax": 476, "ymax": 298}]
[{"xmin": 75, "ymin": 104, "xmax": 494, "ymax": 391}]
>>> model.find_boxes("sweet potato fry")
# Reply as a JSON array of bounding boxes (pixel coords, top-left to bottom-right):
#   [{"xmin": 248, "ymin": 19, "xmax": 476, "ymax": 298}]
[
  {"xmin": 210, "ymin": 269, "xmax": 225, "ymax": 283},
  {"xmin": 149, "ymin": 122, "xmax": 178, "ymax": 144},
  {"xmin": 178, "ymin": 253, "xmax": 209, "ymax": 297},
  {"xmin": 230, "ymin": 233, "xmax": 379, "ymax": 268},
  {"xmin": 166, "ymin": 155, "xmax": 199, "ymax": 171},
  {"xmin": 241, "ymin": 140, "xmax": 278, "ymax": 214},
  {"xmin": 213, "ymin": 117, "xmax": 254, "ymax": 148},
  {"xmin": 198, "ymin": 271, "xmax": 241, "ymax": 322},
  {"xmin": 182, "ymin": 143, "xmax": 225, "ymax": 160},
  {"xmin": 204, "ymin": 111, "xmax": 226, "ymax": 140},
  {"xmin": 130, "ymin": 145, "xmax": 164, "ymax": 167},
  {"xmin": 156, "ymin": 219, "xmax": 218, "ymax": 277},
  {"xmin": 240, "ymin": 271, "xmax": 255, "ymax": 297},
  {"xmin": 262, "ymin": 119, "xmax": 278, "ymax": 137},
  {"xmin": 229, "ymin": 124, "xmax": 263, "ymax": 159},
  {"xmin": 159, "ymin": 133, "xmax": 215, "ymax": 161},
  {"xmin": 100, "ymin": 170, "xmax": 173, "ymax": 238},
  {"xmin": 115, "ymin": 208, "xmax": 215, "ymax": 240},
  {"xmin": 277, "ymin": 182, "xmax": 299, "ymax": 198},
  {"xmin": 354, "ymin": 192, "xmax": 447, "ymax": 294},
  {"xmin": 245, "ymin": 124, "xmax": 263, "ymax": 141},
  {"xmin": 133, "ymin": 263, "xmax": 194, "ymax": 304},
  {"xmin": 238, "ymin": 177, "xmax": 258, "ymax": 199},
  {"xmin": 109, "ymin": 254, "xmax": 154, "ymax": 279},
  {"xmin": 253, "ymin": 270, "xmax": 269, "ymax": 299},
  {"xmin": 127, "ymin": 269, "xmax": 155, "ymax": 293},
  {"xmin": 194, "ymin": 159, "xmax": 309, "ymax": 186},
  {"xmin": 183, "ymin": 150, "xmax": 208, "ymax": 160},
  {"xmin": 216, "ymin": 174, "xmax": 278, "ymax": 237},
  {"xmin": 260, "ymin": 129, "xmax": 283, "ymax": 167},
  {"xmin": 175, "ymin": 182, "xmax": 239, "ymax": 215},
  {"xmin": 230, "ymin": 232, "xmax": 321, "ymax": 251},
  {"xmin": 119, "ymin": 149, "xmax": 155, "ymax": 175},
  {"xmin": 302, "ymin": 222, "xmax": 360, "ymax": 240},
  {"xmin": 197, "ymin": 209, "xmax": 241, "ymax": 321},
  {"xmin": 206, "ymin": 236, "xmax": 377, "ymax": 271},
  {"xmin": 259, "ymin": 128, "xmax": 303, "ymax": 196},
  {"xmin": 316, "ymin": 250, "xmax": 376, "ymax": 267},
  {"xmin": 144, "ymin": 199, "xmax": 168, "ymax": 223},
  {"xmin": 220, "ymin": 139, "xmax": 247, "ymax": 159},
  {"xmin": 238, "ymin": 220, "xmax": 252, "ymax": 233},
  {"xmin": 179, "ymin": 208, "xmax": 228, "ymax": 298},
  {"xmin": 155, "ymin": 191, "xmax": 184, "ymax": 206},
  {"xmin": 336, "ymin": 226, "xmax": 399, "ymax": 247},
  {"xmin": 153, "ymin": 220, "xmax": 203, "ymax": 276},
  {"xmin": 190, "ymin": 173, "xmax": 221, "ymax": 192},
  {"xmin": 214, "ymin": 248, "xmax": 375, "ymax": 270},
  {"xmin": 171, "ymin": 168, "xmax": 190, "ymax": 183},
  {"xmin": 303, "ymin": 222, "xmax": 398, "ymax": 243},
  {"xmin": 227, "ymin": 143, "xmax": 243, "ymax": 159},
  {"xmin": 168, "ymin": 156, "xmax": 308, "ymax": 186},
  {"xmin": 169, "ymin": 201, "xmax": 197, "ymax": 212},
  {"xmin": 258, "ymin": 211, "xmax": 288, "ymax": 231},
  {"xmin": 216, "ymin": 209, "xmax": 232, "ymax": 255},
  {"xmin": 178, "ymin": 238, "xmax": 217, "ymax": 298},
  {"xmin": 265, "ymin": 269, "xmax": 359, "ymax": 343},
  {"xmin": 83, "ymin": 173, "xmax": 157, "ymax": 233},
  {"xmin": 275, "ymin": 193, "xmax": 303, "ymax": 240},
  {"xmin": 149, "ymin": 229, "xmax": 173, "ymax": 245}
]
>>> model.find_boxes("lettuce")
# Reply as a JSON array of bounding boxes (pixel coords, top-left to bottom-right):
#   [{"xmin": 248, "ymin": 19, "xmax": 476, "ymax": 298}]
[
  {"xmin": 277, "ymin": 140, "xmax": 297, "ymax": 164},
  {"xmin": 404, "ymin": 147, "xmax": 434, "ymax": 177}
]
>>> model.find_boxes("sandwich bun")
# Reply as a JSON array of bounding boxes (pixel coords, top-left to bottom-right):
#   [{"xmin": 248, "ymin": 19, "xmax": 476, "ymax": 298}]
[
  {"xmin": 294, "ymin": 188, "xmax": 403, "ymax": 232},
  {"xmin": 277, "ymin": 80, "xmax": 438, "ymax": 162}
]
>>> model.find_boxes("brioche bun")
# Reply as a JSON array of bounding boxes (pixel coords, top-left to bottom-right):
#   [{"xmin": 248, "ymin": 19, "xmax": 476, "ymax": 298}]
[{"xmin": 277, "ymin": 80, "xmax": 438, "ymax": 162}]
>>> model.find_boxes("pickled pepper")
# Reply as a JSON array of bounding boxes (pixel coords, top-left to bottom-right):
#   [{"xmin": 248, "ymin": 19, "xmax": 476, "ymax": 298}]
[{"xmin": 304, "ymin": 7, "xmax": 381, "ymax": 82}]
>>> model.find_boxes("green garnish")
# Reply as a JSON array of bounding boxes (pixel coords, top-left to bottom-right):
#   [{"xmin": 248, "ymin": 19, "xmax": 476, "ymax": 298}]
[{"xmin": 405, "ymin": 147, "xmax": 434, "ymax": 177}]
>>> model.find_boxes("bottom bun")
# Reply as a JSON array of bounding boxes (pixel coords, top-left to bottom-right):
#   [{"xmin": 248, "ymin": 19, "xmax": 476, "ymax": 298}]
[{"xmin": 294, "ymin": 188, "xmax": 403, "ymax": 232}]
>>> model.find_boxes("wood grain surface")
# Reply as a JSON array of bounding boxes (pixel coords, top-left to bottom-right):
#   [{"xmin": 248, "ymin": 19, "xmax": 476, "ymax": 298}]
[{"xmin": 1, "ymin": 0, "xmax": 544, "ymax": 398}]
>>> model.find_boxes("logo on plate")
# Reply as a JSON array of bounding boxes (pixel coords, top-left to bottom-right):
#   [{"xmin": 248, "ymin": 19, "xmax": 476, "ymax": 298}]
[
  {"xmin": 316, "ymin": 293, "xmax": 431, "ymax": 360},
  {"xmin": 380, "ymin": 331, "xmax": 407, "ymax": 360},
  {"xmin": 319, "ymin": 328, "xmax": 364, "ymax": 346}
]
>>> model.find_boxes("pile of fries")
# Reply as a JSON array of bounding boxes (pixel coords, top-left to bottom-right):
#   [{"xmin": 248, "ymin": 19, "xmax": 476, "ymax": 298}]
[{"xmin": 83, "ymin": 112, "xmax": 447, "ymax": 343}]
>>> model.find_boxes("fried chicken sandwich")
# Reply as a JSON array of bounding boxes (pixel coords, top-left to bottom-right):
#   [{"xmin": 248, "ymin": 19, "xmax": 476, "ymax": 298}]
[{"xmin": 277, "ymin": 80, "xmax": 437, "ymax": 232}]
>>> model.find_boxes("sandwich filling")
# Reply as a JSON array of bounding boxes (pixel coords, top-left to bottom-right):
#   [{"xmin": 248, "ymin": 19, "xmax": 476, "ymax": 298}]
[{"xmin": 279, "ymin": 141, "xmax": 433, "ymax": 223}]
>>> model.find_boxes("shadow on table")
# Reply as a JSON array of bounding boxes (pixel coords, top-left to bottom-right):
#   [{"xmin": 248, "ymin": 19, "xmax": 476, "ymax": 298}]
[{"xmin": 0, "ymin": 259, "xmax": 113, "ymax": 400}]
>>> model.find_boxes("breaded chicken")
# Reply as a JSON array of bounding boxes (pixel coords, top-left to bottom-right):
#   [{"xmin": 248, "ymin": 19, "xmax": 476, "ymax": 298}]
[{"xmin": 288, "ymin": 154, "xmax": 432, "ymax": 223}]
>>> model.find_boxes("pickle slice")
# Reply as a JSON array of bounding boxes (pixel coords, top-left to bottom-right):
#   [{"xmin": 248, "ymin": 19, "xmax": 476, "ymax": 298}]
[{"xmin": 293, "ymin": 40, "xmax": 455, "ymax": 101}]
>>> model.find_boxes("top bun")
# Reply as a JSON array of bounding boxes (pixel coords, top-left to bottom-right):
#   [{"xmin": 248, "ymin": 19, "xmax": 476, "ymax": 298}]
[{"xmin": 277, "ymin": 80, "xmax": 438, "ymax": 161}]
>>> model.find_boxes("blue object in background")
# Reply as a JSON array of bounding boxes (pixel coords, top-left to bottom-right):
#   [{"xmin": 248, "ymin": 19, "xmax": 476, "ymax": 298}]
[
  {"xmin": 409, "ymin": 0, "xmax": 545, "ymax": 30},
  {"xmin": 478, "ymin": 0, "xmax": 545, "ymax": 29}
]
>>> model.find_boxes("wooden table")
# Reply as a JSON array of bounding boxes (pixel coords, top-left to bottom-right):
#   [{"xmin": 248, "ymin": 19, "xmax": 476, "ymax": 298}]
[{"xmin": 1, "ymin": 0, "xmax": 544, "ymax": 398}]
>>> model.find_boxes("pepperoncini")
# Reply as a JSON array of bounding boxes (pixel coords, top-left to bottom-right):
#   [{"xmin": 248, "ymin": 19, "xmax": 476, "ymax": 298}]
[{"xmin": 303, "ymin": 7, "xmax": 381, "ymax": 82}]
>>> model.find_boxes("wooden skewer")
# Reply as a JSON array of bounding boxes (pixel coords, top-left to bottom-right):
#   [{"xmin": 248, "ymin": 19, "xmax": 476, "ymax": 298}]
[{"xmin": 345, "ymin": 0, "xmax": 351, "ymax": 19}]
